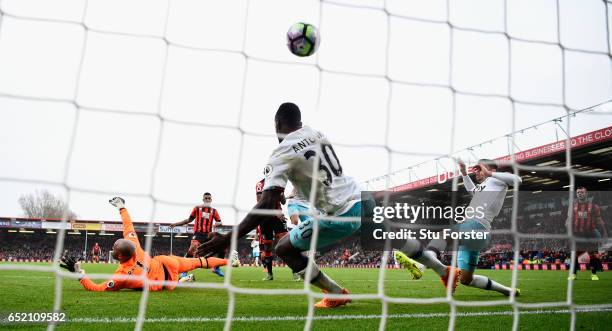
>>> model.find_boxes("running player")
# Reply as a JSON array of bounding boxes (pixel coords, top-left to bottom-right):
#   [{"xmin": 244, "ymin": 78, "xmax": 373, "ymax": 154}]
[
  {"xmin": 198, "ymin": 102, "xmax": 422, "ymax": 308},
  {"xmin": 568, "ymin": 186, "xmax": 608, "ymax": 281},
  {"xmin": 91, "ymin": 242, "xmax": 101, "ymax": 263},
  {"xmin": 59, "ymin": 197, "xmax": 239, "ymax": 291},
  {"xmin": 255, "ymin": 178, "xmax": 288, "ymax": 280},
  {"xmin": 170, "ymin": 192, "xmax": 225, "ymax": 277}
]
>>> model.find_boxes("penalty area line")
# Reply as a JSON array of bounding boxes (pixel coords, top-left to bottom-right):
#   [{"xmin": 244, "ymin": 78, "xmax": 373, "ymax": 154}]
[{"xmin": 61, "ymin": 307, "xmax": 612, "ymax": 324}]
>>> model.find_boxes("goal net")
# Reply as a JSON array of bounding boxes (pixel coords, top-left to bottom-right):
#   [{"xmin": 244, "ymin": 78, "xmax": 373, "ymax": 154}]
[{"xmin": 0, "ymin": 0, "xmax": 611, "ymax": 330}]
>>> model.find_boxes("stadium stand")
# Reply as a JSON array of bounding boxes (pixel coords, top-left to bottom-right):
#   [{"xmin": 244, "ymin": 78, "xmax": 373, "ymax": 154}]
[{"xmin": 2, "ymin": 126, "xmax": 610, "ymax": 270}]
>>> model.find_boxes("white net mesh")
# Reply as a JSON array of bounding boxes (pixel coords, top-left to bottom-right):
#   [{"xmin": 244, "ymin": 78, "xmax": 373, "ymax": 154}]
[{"xmin": 0, "ymin": 0, "xmax": 611, "ymax": 330}]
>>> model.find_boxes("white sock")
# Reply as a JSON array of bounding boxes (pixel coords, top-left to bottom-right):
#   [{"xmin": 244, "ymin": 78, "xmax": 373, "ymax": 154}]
[
  {"xmin": 415, "ymin": 250, "xmax": 447, "ymax": 277},
  {"xmin": 426, "ymin": 238, "xmax": 447, "ymax": 252},
  {"xmin": 401, "ymin": 240, "xmax": 447, "ymax": 277},
  {"xmin": 297, "ymin": 264, "xmax": 343, "ymax": 294},
  {"xmin": 468, "ymin": 274, "xmax": 512, "ymax": 295}
]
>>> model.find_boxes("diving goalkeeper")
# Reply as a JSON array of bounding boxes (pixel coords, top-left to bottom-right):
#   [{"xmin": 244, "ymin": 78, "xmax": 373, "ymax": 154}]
[{"xmin": 59, "ymin": 197, "xmax": 239, "ymax": 291}]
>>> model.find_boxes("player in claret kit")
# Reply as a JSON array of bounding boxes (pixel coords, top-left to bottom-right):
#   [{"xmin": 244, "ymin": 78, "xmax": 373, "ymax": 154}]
[
  {"xmin": 59, "ymin": 197, "xmax": 239, "ymax": 292},
  {"xmin": 255, "ymin": 178, "xmax": 288, "ymax": 280}
]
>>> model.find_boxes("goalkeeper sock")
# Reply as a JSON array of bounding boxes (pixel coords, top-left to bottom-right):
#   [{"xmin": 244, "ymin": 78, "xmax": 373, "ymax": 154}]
[
  {"xmin": 297, "ymin": 264, "xmax": 342, "ymax": 294},
  {"xmin": 468, "ymin": 275, "xmax": 512, "ymax": 295}
]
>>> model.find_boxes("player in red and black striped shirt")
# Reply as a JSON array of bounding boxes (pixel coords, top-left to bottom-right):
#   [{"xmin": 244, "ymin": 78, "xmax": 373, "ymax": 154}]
[
  {"xmin": 171, "ymin": 192, "xmax": 224, "ymax": 277},
  {"xmin": 255, "ymin": 178, "xmax": 288, "ymax": 280},
  {"xmin": 569, "ymin": 187, "xmax": 608, "ymax": 281},
  {"xmin": 190, "ymin": 203, "xmax": 221, "ymax": 236},
  {"xmin": 91, "ymin": 243, "xmax": 101, "ymax": 263}
]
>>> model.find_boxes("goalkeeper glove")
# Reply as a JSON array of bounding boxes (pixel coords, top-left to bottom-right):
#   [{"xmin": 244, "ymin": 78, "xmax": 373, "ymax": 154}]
[
  {"xmin": 60, "ymin": 256, "xmax": 85, "ymax": 278},
  {"xmin": 109, "ymin": 197, "xmax": 125, "ymax": 210}
]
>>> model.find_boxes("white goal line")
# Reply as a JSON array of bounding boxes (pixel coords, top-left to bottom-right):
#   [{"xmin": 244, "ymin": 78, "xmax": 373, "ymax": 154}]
[{"xmin": 45, "ymin": 307, "xmax": 612, "ymax": 324}]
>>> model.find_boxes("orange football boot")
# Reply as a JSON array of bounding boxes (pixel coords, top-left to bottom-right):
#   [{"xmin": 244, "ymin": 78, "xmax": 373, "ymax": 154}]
[
  {"xmin": 314, "ymin": 288, "xmax": 351, "ymax": 308},
  {"xmin": 440, "ymin": 266, "xmax": 460, "ymax": 293}
]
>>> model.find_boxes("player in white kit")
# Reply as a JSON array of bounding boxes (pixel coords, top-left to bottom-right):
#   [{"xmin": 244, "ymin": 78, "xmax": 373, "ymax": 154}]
[
  {"xmin": 454, "ymin": 158, "xmax": 522, "ymax": 296},
  {"xmin": 251, "ymin": 237, "xmax": 260, "ymax": 267},
  {"xmin": 198, "ymin": 103, "xmax": 363, "ymax": 308}
]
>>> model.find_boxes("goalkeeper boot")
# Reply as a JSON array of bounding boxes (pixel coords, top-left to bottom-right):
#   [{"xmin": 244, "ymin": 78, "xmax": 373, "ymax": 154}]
[
  {"xmin": 568, "ymin": 274, "xmax": 577, "ymax": 280},
  {"xmin": 212, "ymin": 266, "xmax": 224, "ymax": 277},
  {"xmin": 314, "ymin": 288, "xmax": 351, "ymax": 308},
  {"xmin": 263, "ymin": 274, "xmax": 274, "ymax": 281},
  {"xmin": 394, "ymin": 250, "xmax": 423, "ymax": 280},
  {"xmin": 178, "ymin": 273, "xmax": 195, "ymax": 283},
  {"xmin": 293, "ymin": 273, "xmax": 302, "ymax": 281},
  {"xmin": 229, "ymin": 250, "xmax": 241, "ymax": 268},
  {"xmin": 109, "ymin": 197, "xmax": 125, "ymax": 209},
  {"xmin": 591, "ymin": 274, "xmax": 599, "ymax": 281},
  {"xmin": 440, "ymin": 266, "xmax": 460, "ymax": 294}
]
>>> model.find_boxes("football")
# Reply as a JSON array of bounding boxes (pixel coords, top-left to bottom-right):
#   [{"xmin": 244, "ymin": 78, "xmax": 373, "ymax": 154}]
[{"xmin": 286, "ymin": 22, "xmax": 320, "ymax": 57}]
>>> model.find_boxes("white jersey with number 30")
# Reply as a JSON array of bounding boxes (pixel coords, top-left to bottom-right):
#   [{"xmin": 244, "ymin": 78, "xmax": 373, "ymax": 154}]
[{"xmin": 263, "ymin": 126, "xmax": 361, "ymax": 216}]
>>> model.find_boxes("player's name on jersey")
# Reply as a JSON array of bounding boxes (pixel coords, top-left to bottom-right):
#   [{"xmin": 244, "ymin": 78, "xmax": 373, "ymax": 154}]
[
  {"xmin": 372, "ymin": 228, "xmax": 489, "ymax": 241},
  {"xmin": 291, "ymin": 133, "xmax": 323, "ymax": 153}
]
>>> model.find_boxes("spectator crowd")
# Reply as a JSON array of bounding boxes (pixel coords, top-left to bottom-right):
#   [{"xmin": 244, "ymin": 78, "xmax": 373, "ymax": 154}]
[{"xmin": 1, "ymin": 195, "xmax": 610, "ymax": 269}]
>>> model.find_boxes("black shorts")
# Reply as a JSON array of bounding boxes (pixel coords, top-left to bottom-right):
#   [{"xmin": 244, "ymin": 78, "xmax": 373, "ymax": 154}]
[
  {"xmin": 590, "ymin": 257, "xmax": 603, "ymax": 271},
  {"xmin": 260, "ymin": 218, "xmax": 288, "ymax": 241},
  {"xmin": 192, "ymin": 232, "xmax": 210, "ymax": 243},
  {"xmin": 574, "ymin": 232, "xmax": 601, "ymax": 251}
]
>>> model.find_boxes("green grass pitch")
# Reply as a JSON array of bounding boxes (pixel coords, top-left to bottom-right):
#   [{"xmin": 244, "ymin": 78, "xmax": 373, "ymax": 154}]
[{"xmin": 0, "ymin": 263, "xmax": 610, "ymax": 330}]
